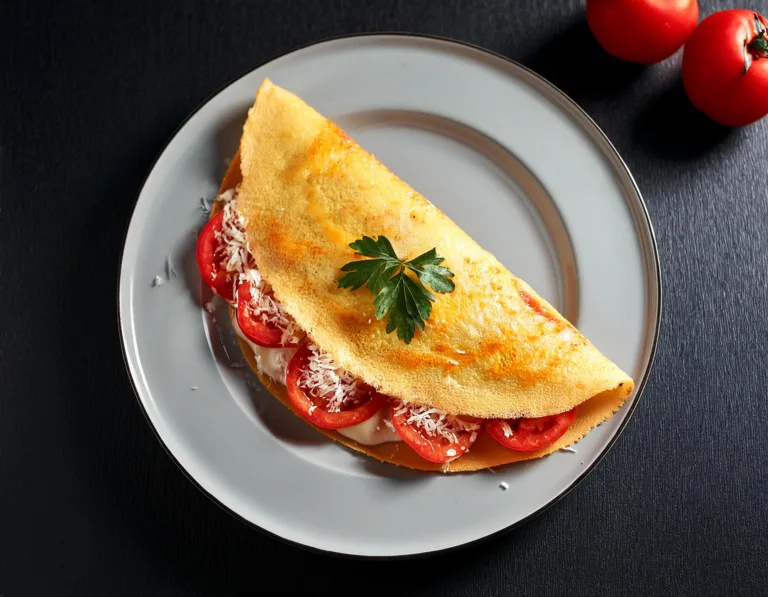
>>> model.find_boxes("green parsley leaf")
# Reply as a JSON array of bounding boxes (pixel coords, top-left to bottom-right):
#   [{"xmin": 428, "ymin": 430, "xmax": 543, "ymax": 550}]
[{"xmin": 338, "ymin": 235, "xmax": 455, "ymax": 344}]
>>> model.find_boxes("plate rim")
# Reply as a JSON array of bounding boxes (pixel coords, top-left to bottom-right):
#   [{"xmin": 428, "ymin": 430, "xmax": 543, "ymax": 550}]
[{"xmin": 117, "ymin": 32, "xmax": 662, "ymax": 560}]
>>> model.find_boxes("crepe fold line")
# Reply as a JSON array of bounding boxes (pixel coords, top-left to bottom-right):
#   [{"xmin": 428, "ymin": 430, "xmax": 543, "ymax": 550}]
[{"xmin": 234, "ymin": 78, "xmax": 634, "ymax": 419}]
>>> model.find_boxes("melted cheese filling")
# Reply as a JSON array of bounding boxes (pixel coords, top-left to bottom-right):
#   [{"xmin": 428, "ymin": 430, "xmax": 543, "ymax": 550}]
[
  {"xmin": 336, "ymin": 406, "xmax": 402, "ymax": 445},
  {"xmin": 232, "ymin": 315, "xmax": 297, "ymax": 384}
]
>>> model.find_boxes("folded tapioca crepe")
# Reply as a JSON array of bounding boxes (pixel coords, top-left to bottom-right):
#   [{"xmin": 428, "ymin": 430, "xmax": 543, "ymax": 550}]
[{"xmin": 198, "ymin": 79, "xmax": 634, "ymax": 472}]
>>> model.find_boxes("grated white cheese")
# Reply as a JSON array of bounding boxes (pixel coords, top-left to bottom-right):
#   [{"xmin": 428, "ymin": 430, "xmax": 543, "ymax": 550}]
[
  {"xmin": 298, "ymin": 345, "xmax": 362, "ymax": 413},
  {"xmin": 392, "ymin": 401, "xmax": 481, "ymax": 444},
  {"xmin": 500, "ymin": 421, "xmax": 514, "ymax": 438},
  {"xmin": 560, "ymin": 446, "xmax": 577, "ymax": 454},
  {"xmin": 151, "ymin": 276, "xmax": 164, "ymax": 287},
  {"xmin": 499, "ymin": 481, "xmax": 509, "ymax": 490},
  {"xmin": 239, "ymin": 269, "xmax": 301, "ymax": 346},
  {"xmin": 191, "ymin": 386, "xmax": 198, "ymax": 391},
  {"xmin": 212, "ymin": 187, "xmax": 253, "ymax": 298},
  {"xmin": 455, "ymin": 348, "xmax": 467, "ymax": 355},
  {"xmin": 166, "ymin": 255, "xmax": 176, "ymax": 279}
]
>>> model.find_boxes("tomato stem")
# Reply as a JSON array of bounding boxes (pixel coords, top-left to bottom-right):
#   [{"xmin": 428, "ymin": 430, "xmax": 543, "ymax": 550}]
[{"xmin": 745, "ymin": 13, "xmax": 768, "ymax": 74}]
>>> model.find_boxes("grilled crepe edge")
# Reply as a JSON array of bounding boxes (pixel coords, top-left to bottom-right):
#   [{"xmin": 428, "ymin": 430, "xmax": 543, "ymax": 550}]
[{"xmin": 230, "ymin": 311, "xmax": 632, "ymax": 472}]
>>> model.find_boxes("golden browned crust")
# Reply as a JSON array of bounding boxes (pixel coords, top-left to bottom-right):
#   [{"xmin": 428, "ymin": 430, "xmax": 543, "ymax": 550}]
[{"xmin": 235, "ymin": 79, "xmax": 634, "ymax": 419}]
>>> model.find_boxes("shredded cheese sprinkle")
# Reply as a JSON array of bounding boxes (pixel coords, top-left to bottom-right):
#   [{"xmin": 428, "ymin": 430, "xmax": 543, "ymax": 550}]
[
  {"xmin": 239, "ymin": 269, "xmax": 301, "ymax": 346},
  {"xmin": 500, "ymin": 421, "xmax": 514, "ymax": 438},
  {"xmin": 392, "ymin": 401, "xmax": 480, "ymax": 444},
  {"xmin": 298, "ymin": 345, "xmax": 362, "ymax": 412},
  {"xmin": 213, "ymin": 186, "xmax": 253, "ymax": 297}
]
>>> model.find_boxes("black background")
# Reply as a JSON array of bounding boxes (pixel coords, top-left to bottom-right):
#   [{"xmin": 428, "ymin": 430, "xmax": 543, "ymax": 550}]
[{"xmin": 2, "ymin": 1, "xmax": 767, "ymax": 595}]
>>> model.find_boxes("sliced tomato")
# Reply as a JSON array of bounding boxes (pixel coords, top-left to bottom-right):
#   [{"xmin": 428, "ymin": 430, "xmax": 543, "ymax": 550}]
[
  {"xmin": 285, "ymin": 343, "xmax": 385, "ymax": 429},
  {"xmin": 236, "ymin": 279, "xmax": 299, "ymax": 348},
  {"xmin": 487, "ymin": 407, "xmax": 577, "ymax": 452},
  {"xmin": 391, "ymin": 404, "xmax": 482, "ymax": 464},
  {"xmin": 196, "ymin": 210, "xmax": 236, "ymax": 302}
]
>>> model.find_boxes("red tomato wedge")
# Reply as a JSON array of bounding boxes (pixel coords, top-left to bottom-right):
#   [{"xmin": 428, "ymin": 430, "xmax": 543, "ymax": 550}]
[
  {"xmin": 391, "ymin": 403, "xmax": 482, "ymax": 464},
  {"xmin": 286, "ymin": 343, "xmax": 385, "ymax": 430},
  {"xmin": 235, "ymin": 279, "xmax": 299, "ymax": 348},
  {"xmin": 487, "ymin": 407, "xmax": 577, "ymax": 452},
  {"xmin": 196, "ymin": 210, "xmax": 237, "ymax": 302}
]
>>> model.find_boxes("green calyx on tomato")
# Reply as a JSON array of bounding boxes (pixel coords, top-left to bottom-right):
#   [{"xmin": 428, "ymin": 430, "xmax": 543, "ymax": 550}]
[
  {"xmin": 746, "ymin": 13, "xmax": 768, "ymax": 74},
  {"xmin": 683, "ymin": 9, "xmax": 768, "ymax": 127}
]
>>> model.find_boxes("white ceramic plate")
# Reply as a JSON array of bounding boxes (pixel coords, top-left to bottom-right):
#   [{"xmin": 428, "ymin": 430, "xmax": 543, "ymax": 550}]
[{"xmin": 119, "ymin": 34, "xmax": 660, "ymax": 558}]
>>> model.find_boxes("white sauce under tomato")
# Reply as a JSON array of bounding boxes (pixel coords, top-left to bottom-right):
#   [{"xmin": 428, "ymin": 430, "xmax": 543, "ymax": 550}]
[{"xmin": 232, "ymin": 315, "xmax": 297, "ymax": 384}]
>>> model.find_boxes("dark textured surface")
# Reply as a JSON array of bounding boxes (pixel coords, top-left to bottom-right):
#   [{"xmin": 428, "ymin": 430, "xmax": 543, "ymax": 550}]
[{"xmin": 2, "ymin": 0, "xmax": 767, "ymax": 595}]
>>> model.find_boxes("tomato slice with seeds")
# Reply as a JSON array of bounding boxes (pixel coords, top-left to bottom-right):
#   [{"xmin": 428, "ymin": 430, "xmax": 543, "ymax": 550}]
[
  {"xmin": 391, "ymin": 404, "xmax": 482, "ymax": 464},
  {"xmin": 487, "ymin": 407, "xmax": 577, "ymax": 452},
  {"xmin": 286, "ymin": 343, "xmax": 385, "ymax": 429},
  {"xmin": 196, "ymin": 210, "xmax": 237, "ymax": 302},
  {"xmin": 236, "ymin": 279, "xmax": 299, "ymax": 348}
]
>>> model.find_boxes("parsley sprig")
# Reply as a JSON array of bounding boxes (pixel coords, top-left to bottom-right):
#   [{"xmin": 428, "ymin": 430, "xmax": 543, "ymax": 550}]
[{"xmin": 338, "ymin": 236, "xmax": 455, "ymax": 344}]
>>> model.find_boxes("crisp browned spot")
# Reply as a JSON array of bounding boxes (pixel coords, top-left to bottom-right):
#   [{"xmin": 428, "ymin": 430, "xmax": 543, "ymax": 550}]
[
  {"xmin": 474, "ymin": 339, "xmax": 505, "ymax": 360},
  {"xmin": 485, "ymin": 345, "xmax": 556, "ymax": 386},
  {"xmin": 294, "ymin": 282, "xmax": 315, "ymax": 294},
  {"xmin": 283, "ymin": 123, "xmax": 353, "ymax": 183},
  {"xmin": 305, "ymin": 186, "xmax": 356, "ymax": 247},
  {"xmin": 336, "ymin": 311, "xmax": 366, "ymax": 330},
  {"xmin": 267, "ymin": 218, "xmax": 327, "ymax": 263},
  {"xmin": 390, "ymin": 349, "xmax": 461, "ymax": 371}
]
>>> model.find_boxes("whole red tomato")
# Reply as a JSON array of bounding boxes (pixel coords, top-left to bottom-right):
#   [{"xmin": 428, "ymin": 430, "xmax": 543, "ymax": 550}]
[
  {"xmin": 683, "ymin": 10, "xmax": 768, "ymax": 127},
  {"xmin": 587, "ymin": 0, "xmax": 699, "ymax": 64}
]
